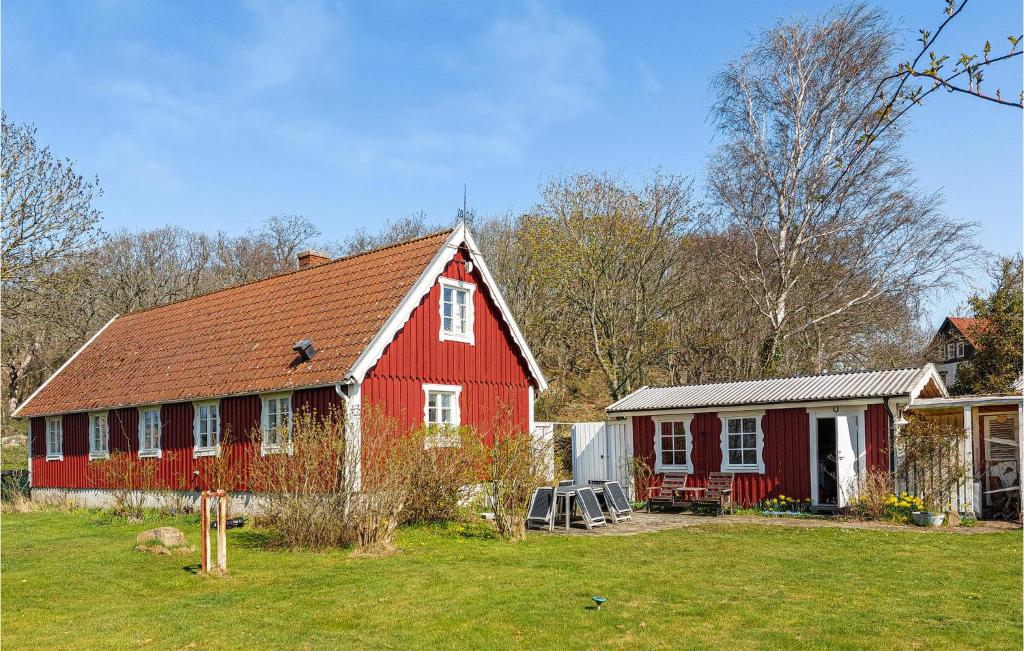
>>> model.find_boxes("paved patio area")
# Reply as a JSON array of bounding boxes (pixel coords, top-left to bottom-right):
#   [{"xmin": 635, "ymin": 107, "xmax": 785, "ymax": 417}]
[{"xmin": 532, "ymin": 511, "xmax": 1021, "ymax": 536}]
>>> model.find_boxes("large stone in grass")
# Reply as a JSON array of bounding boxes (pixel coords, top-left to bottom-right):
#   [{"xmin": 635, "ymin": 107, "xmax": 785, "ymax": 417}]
[{"xmin": 136, "ymin": 526, "xmax": 188, "ymax": 548}]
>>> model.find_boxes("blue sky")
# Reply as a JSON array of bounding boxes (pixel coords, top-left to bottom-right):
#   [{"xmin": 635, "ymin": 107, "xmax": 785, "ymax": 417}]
[{"xmin": 3, "ymin": 1, "xmax": 1021, "ymax": 324}]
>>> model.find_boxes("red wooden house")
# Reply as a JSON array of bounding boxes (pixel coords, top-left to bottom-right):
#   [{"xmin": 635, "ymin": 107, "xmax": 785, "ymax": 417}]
[
  {"xmin": 13, "ymin": 225, "xmax": 547, "ymax": 504},
  {"xmin": 606, "ymin": 366, "xmax": 949, "ymax": 509}
]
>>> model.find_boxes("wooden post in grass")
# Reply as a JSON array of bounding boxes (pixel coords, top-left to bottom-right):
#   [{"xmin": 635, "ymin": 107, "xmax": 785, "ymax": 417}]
[
  {"xmin": 200, "ymin": 491, "xmax": 211, "ymax": 572},
  {"xmin": 216, "ymin": 490, "xmax": 227, "ymax": 572}
]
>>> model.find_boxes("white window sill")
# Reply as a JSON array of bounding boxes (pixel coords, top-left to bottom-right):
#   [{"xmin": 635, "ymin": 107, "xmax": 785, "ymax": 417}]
[
  {"xmin": 439, "ymin": 331, "xmax": 474, "ymax": 345},
  {"xmin": 89, "ymin": 452, "xmax": 110, "ymax": 461},
  {"xmin": 721, "ymin": 464, "xmax": 762, "ymax": 474},
  {"xmin": 138, "ymin": 450, "xmax": 162, "ymax": 459},
  {"xmin": 655, "ymin": 464, "xmax": 693, "ymax": 474},
  {"xmin": 261, "ymin": 445, "xmax": 293, "ymax": 456},
  {"xmin": 45, "ymin": 454, "xmax": 63, "ymax": 462},
  {"xmin": 193, "ymin": 447, "xmax": 220, "ymax": 458}
]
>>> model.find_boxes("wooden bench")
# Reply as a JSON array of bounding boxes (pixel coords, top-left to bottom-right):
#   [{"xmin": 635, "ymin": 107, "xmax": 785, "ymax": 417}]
[
  {"xmin": 693, "ymin": 472, "xmax": 734, "ymax": 515},
  {"xmin": 646, "ymin": 473, "xmax": 690, "ymax": 512}
]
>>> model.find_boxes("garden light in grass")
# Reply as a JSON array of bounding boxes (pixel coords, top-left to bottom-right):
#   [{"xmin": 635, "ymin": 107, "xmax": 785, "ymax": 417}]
[{"xmin": 592, "ymin": 596, "xmax": 607, "ymax": 610}]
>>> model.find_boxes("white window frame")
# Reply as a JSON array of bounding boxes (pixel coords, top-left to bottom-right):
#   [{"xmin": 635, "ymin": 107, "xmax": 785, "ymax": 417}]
[
  {"xmin": 437, "ymin": 277, "xmax": 476, "ymax": 345},
  {"xmin": 261, "ymin": 392, "xmax": 293, "ymax": 455},
  {"xmin": 88, "ymin": 411, "xmax": 110, "ymax": 460},
  {"xmin": 719, "ymin": 411, "xmax": 765, "ymax": 473},
  {"xmin": 653, "ymin": 415, "xmax": 694, "ymax": 473},
  {"xmin": 193, "ymin": 400, "xmax": 221, "ymax": 458},
  {"xmin": 946, "ymin": 342, "xmax": 957, "ymax": 360},
  {"xmin": 422, "ymin": 383, "xmax": 463, "ymax": 447},
  {"xmin": 956, "ymin": 341, "xmax": 965, "ymax": 358},
  {"xmin": 138, "ymin": 407, "xmax": 162, "ymax": 458},
  {"xmin": 45, "ymin": 417, "xmax": 63, "ymax": 461}
]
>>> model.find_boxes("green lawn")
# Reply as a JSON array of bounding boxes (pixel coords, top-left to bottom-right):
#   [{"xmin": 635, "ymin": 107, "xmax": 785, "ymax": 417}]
[{"xmin": 2, "ymin": 510, "xmax": 1020, "ymax": 650}]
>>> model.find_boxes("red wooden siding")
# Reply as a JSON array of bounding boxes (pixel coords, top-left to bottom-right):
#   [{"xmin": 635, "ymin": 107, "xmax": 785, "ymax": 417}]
[
  {"xmin": 362, "ymin": 248, "xmax": 532, "ymax": 442},
  {"xmin": 863, "ymin": 403, "xmax": 890, "ymax": 472},
  {"xmin": 30, "ymin": 386, "xmax": 341, "ymax": 492},
  {"xmin": 633, "ymin": 408, "xmax": 812, "ymax": 507}
]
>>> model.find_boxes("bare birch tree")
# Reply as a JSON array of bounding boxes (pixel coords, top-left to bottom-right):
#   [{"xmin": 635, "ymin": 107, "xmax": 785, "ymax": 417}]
[{"xmin": 708, "ymin": 5, "xmax": 978, "ymax": 374}]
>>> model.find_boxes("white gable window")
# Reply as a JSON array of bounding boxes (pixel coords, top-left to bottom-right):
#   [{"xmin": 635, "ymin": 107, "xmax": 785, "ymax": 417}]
[
  {"xmin": 138, "ymin": 407, "xmax": 162, "ymax": 458},
  {"xmin": 261, "ymin": 393, "xmax": 292, "ymax": 455},
  {"xmin": 946, "ymin": 342, "xmax": 957, "ymax": 360},
  {"xmin": 956, "ymin": 341, "xmax": 965, "ymax": 358},
  {"xmin": 193, "ymin": 401, "xmax": 221, "ymax": 457},
  {"xmin": 45, "ymin": 417, "xmax": 63, "ymax": 461},
  {"xmin": 438, "ymin": 277, "xmax": 475, "ymax": 345},
  {"xmin": 423, "ymin": 383, "xmax": 462, "ymax": 447},
  {"xmin": 88, "ymin": 412, "xmax": 110, "ymax": 460},
  {"xmin": 720, "ymin": 412, "xmax": 765, "ymax": 473},
  {"xmin": 654, "ymin": 417, "xmax": 694, "ymax": 473}
]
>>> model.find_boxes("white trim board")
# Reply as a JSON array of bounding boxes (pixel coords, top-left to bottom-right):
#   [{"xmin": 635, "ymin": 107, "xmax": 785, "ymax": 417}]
[
  {"xmin": 344, "ymin": 223, "xmax": 548, "ymax": 391},
  {"xmin": 12, "ymin": 316, "xmax": 119, "ymax": 418}
]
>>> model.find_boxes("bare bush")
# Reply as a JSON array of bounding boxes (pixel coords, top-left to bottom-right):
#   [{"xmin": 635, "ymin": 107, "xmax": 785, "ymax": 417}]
[
  {"xmin": 850, "ymin": 469, "xmax": 894, "ymax": 520},
  {"xmin": 249, "ymin": 406, "xmax": 354, "ymax": 549},
  {"xmin": 897, "ymin": 415, "xmax": 968, "ymax": 512},
  {"xmin": 624, "ymin": 455, "xmax": 655, "ymax": 505},
  {"xmin": 87, "ymin": 452, "xmax": 158, "ymax": 520},
  {"xmin": 486, "ymin": 409, "xmax": 552, "ymax": 541},
  {"xmin": 401, "ymin": 426, "xmax": 484, "ymax": 525}
]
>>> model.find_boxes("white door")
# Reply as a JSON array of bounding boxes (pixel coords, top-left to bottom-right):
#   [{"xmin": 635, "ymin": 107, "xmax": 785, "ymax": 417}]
[
  {"xmin": 572, "ymin": 422, "xmax": 608, "ymax": 486},
  {"xmin": 835, "ymin": 414, "xmax": 862, "ymax": 507}
]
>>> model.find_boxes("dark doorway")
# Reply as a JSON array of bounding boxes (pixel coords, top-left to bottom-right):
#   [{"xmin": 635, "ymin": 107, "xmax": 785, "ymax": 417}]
[{"xmin": 816, "ymin": 418, "xmax": 838, "ymax": 506}]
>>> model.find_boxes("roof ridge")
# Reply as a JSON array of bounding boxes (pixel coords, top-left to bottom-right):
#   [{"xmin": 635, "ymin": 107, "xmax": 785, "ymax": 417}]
[
  {"xmin": 640, "ymin": 366, "xmax": 921, "ymax": 391},
  {"xmin": 119, "ymin": 227, "xmax": 454, "ymax": 320}
]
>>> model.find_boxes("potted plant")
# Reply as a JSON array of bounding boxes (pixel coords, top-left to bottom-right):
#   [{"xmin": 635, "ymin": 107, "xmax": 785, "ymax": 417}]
[{"xmin": 912, "ymin": 498, "xmax": 946, "ymax": 527}]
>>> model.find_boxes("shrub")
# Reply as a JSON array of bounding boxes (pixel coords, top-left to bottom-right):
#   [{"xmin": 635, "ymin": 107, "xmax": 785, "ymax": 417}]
[
  {"xmin": 87, "ymin": 453, "xmax": 159, "ymax": 521},
  {"xmin": 401, "ymin": 426, "xmax": 484, "ymax": 525},
  {"xmin": 624, "ymin": 455, "xmax": 654, "ymax": 505},
  {"xmin": 850, "ymin": 469, "xmax": 894, "ymax": 520},
  {"xmin": 896, "ymin": 415, "xmax": 968, "ymax": 514},
  {"xmin": 249, "ymin": 406, "xmax": 355, "ymax": 549},
  {"xmin": 486, "ymin": 408, "xmax": 551, "ymax": 541}
]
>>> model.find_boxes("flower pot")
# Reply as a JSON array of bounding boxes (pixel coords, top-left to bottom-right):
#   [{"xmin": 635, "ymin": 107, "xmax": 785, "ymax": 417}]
[{"xmin": 912, "ymin": 511, "xmax": 945, "ymax": 527}]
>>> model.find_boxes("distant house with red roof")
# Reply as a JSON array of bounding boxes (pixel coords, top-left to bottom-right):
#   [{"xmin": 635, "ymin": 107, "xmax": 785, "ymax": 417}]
[
  {"xmin": 928, "ymin": 316, "xmax": 990, "ymax": 387},
  {"xmin": 13, "ymin": 224, "xmax": 547, "ymax": 504}
]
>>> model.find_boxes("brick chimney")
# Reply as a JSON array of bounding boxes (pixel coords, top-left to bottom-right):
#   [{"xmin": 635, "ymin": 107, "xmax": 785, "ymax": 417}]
[{"xmin": 297, "ymin": 250, "xmax": 331, "ymax": 269}]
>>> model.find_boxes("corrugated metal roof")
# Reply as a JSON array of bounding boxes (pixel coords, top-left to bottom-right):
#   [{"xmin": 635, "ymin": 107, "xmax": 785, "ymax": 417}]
[{"xmin": 606, "ymin": 366, "xmax": 940, "ymax": 413}]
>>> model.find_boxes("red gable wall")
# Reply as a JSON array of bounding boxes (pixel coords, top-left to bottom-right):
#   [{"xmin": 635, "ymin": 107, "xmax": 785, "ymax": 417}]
[{"xmin": 361, "ymin": 247, "xmax": 533, "ymax": 442}]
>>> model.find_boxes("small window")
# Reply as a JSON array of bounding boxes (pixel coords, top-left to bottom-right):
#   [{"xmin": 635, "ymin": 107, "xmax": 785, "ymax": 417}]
[
  {"xmin": 261, "ymin": 393, "xmax": 292, "ymax": 454},
  {"xmin": 720, "ymin": 413, "xmax": 763, "ymax": 472},
  {"xmin": 423, "ymin": 384, "xmax": 462, "ymax": 447},
  {"xmin": 438, "ymin": 277, "xmax": 475, "ymax": 344},
  {"xmin": 956, "ymin": 341, "xmax": 965, "ymax": 358},
  {"xmin": 89, "ymin": 412, "xmax": 109, "ymax": 460},
  {"xmin": 46, "ymin": 417, "xmax": 63, "ymax": 461},
  {"xmin": 139, "ymin": 407, "xmax": 162, "ymax": 457},
  {"xmin": 946, "ymin": 342, "xmax": 957, "ymax": 360},
  {"xmin": 193, "ymin": 401, "xmax": 221, "ymax": 457},
  {"xmin": 660, "ymin": 421, "xmax": 688, "ymax": 467}
]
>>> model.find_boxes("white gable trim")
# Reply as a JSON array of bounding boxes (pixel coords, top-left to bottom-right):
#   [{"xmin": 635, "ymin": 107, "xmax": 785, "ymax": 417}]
[
  {"xmin": 345, "ymin": 223, "xmax": 548, "ymax": 391},
  {"xmin": 12, "ymin": 315, "xmax": 119, "ymax": 418},
  {"xmin": 910, "ymin": 363, "xmax": 949, "ymax": 401}
]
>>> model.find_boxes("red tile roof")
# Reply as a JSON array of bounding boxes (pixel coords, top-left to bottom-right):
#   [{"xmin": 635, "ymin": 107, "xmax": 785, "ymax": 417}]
[
  {"xmin": 15, "ymin": 230, "xmax": 453, "ymax": 417},
  {"xmin": 947, "ymin": 316, "xmax": 990, "ymax": 348}
]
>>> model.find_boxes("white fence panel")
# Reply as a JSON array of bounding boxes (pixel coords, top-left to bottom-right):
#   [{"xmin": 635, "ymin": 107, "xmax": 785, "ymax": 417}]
[{"xmin": 572, "ymin": 421, "xmax": 634, "ymax": 499}]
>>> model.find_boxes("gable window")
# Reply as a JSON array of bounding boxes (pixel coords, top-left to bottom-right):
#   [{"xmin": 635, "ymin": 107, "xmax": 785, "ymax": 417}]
[
  {"xmin": 719, "ymin": 412, "xmax": 765, "ymax": 473},
  {"xmin": 654, "ymin": 417, "xmax": 693, "ymax": 473},
  {"xmin": 422, "ymin": 384, "xmax": 462, "ymax": 447},
  {"xmin": 89, "ymin": 412, "xmax": 110, "ymax": 460},
  {"xmin": 193, "ymin": 401, "xmax": 220, "ymax": 457},
  {"xmin": 46, "ymin": 417, "xmax": 63, "ymax": 461},
  {"xmin": 138, "ymin": 407, "xmax": 162, "ymax": 457},
  {"xmin": 261, "ymin": 393, "xmax": 292, "ymax": 454},
  {"xmin": 438, "ymin": 277, "xmax": 475, "ymax": 344},
  {"xmin": 946, "ymin": 342, "xmax": 957, "ymax": 360},
  {"xmin": 956, "ymin": 341, "xmax": 965, "ymax": 358}
]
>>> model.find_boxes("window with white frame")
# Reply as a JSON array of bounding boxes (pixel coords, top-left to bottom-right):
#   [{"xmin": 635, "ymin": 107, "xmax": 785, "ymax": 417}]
[
  {"xmin": 46, "ymin": 417, "xmax": 63, "ymax": 461},
  {"xmin": 261, "ymin": 393, "xmax": 292, "ymax": 454},
  {"xmin": 193, "ymin": 401, "xmax": 220, "ymax": 456},
  {"xmin": 423, "ymin": 384, "xmax": 462, "ymax": 446},
  {"xmin": 654, "ymin": 418, "xmax": 693, "ymax": 473},
  {"xmin": 138, "ymin": 407, "xmax": 162, "ymax": 457},
  {"xmin": 946, "ymin": 342, "xmax": 957, "ymax": 360},
  {"xmin": 956, "ymin": 341, "xmax": 965, "ymax": 358},
  {"xmin": 89, "ymin": 411, "xmax": 109, "ymax": 460},
  {"xmin": 438, "ymin": 277, "xmax": 475, "ymax": 344},
  {"xmin": 720, "ymin": 413, "xmax": 764, "ymax": 473}
]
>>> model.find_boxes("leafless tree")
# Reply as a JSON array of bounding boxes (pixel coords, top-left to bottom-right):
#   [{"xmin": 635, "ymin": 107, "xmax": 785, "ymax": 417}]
[
  {"xmin": 337, "ymin": 212, "xmax": 437, "ymax": 256},
  {"xmin": 708, "ymin": 5, "xmax": 978, "ymax": 374}
]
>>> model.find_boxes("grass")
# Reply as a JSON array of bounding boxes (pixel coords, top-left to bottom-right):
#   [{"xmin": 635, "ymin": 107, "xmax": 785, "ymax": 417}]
[{"xmin": 1, "ymin": 510, "xmax": 1021, "ymax": 650}]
